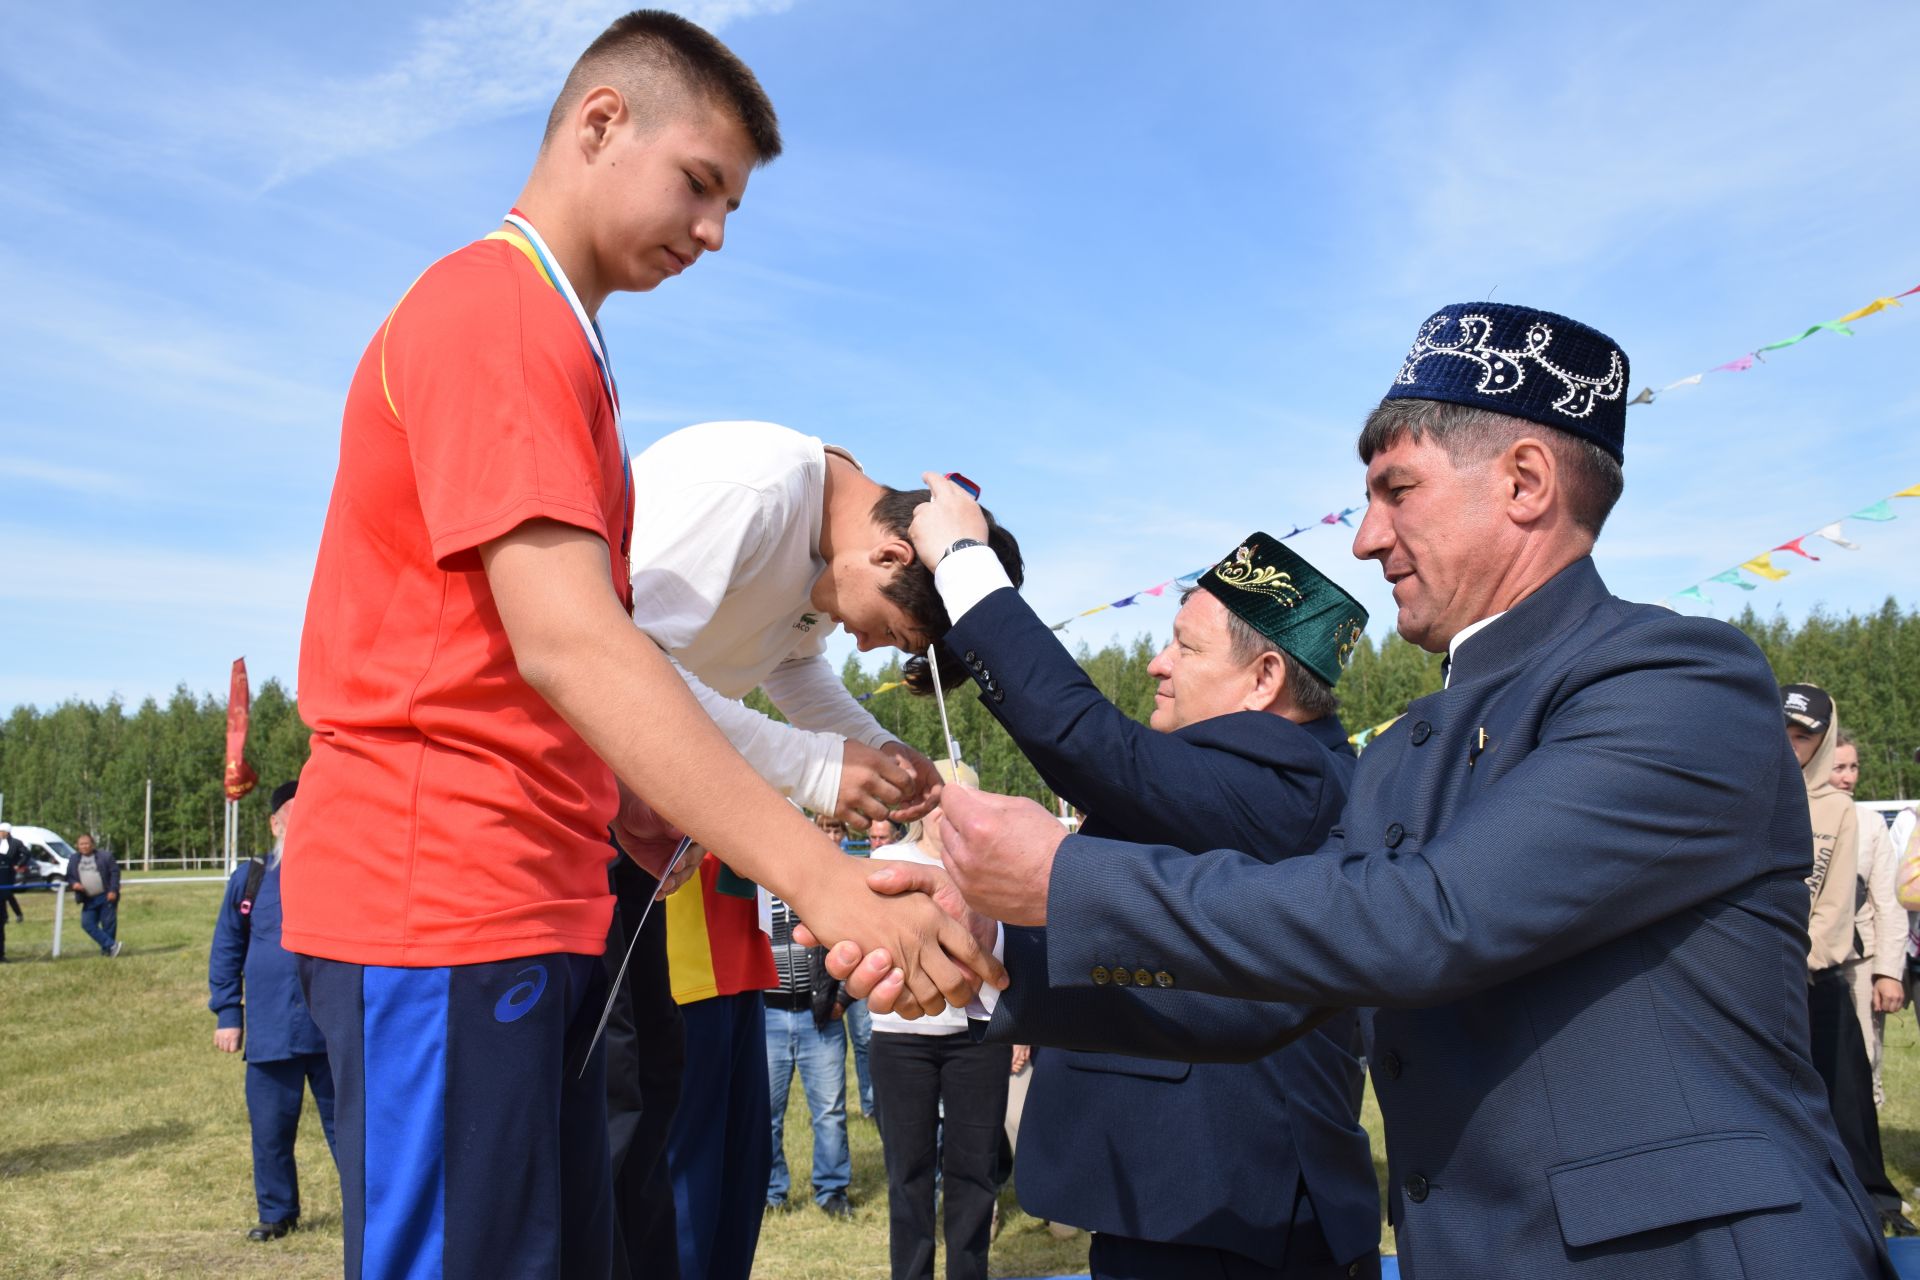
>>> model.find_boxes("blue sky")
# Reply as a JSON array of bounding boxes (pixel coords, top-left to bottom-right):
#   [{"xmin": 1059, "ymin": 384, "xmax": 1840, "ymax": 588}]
[{"xmin": 4, "ymin": 0, "xmax": 1918, "ymax": 712}]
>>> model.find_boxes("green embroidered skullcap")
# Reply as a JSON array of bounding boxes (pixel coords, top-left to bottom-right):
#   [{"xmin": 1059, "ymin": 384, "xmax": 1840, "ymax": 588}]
[{"xmin": 1197, "ymin": 533, "xmax": 1369, "ymax": 687}]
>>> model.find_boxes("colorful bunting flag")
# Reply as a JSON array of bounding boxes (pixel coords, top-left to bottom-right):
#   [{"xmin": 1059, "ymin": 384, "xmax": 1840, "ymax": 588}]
[
  {"xmin": 1852, "ymin": 500, "xmax": 1896, "ymax": 522},
  {"xmin": 1837, "ymin": 297, "xmax": 1903, "ymax": 324},
  {"xmin": 1711, "ymin": 570, "xmax": 1757, "ymax": 591},
  {"xmin": 1111, "ymin": 595, "xmax": 1138, "ymax": 608},
  {"xmin": 1772, "ymin": 537, "xmax": 1819, "ymax": 562},
  {"xmin": 1814, "ymin": 523, "xmax": 1861, "ymax": 551},
  {"xmin": 1739, "ymin": 553, "xmax": 1789, "ymax": 582},
  {"xmin": 1635, "ymin": 280, "xmax": 1914, "ymax": 408},
  {"xmin": 1898, "ymin": 485, "xmax": 1920, "ymax": 499},
  {"xmin": 1674, "ymin": 586, "xmax": 1710, "ymax": 605}
]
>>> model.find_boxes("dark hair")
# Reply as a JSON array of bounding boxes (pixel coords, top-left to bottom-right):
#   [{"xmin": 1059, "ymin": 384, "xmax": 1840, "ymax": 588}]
[
  {"xmin": 1180, "ymin": 588, "xmax": 1339, "ymax": 718},
  {"xmin": 1835, "ymin": 729, "xmax": 1856, "ymax": 750},
  {"xmin": 1355, "ymin": 397, "xmax": 1624, "ymax": 537},
  {"xmin": 544, "ymin": 9, "xmax": 782, "ymax": 164},
  {"xmin": 868, "ymin": 488, "xmax": 1025, "ymax": 695}
]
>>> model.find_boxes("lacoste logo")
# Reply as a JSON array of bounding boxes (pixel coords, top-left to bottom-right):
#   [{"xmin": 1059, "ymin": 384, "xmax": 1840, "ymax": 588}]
[
  {"xmin": 793, "ymin": 612, "xmax": 819, "ymax": 632},
  {"xmin": 493, "ymin": 964, "xmax": 548, "ymax": 1024}
]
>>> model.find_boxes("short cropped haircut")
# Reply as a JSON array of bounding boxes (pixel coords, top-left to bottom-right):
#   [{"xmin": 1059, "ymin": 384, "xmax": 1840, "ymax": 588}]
[
  {"xmin": 872, "ymin": 490, "xmax": 1024, "ymax": 696},
  {"xmin": 1180, "ymin": 588, "xmax": 1339, "ymax": 719},
  {"xmin": 1355, "ymin": 398, "xmax": 1624, "ymax": 537},
  {"xmin": 544, "ymin": 9, "xmax": 782, "ymax": 164}
]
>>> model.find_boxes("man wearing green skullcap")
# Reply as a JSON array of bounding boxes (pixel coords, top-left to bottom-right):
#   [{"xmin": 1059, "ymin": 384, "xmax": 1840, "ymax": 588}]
[{"xmin": 874, "ymin": 474, "xmax": 1382, "ymax": 1280}]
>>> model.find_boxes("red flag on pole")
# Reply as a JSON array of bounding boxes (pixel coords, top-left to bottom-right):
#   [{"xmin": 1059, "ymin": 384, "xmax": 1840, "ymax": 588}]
[{"xmin": 224, "ymin": 658, "xmax": 258, "ymax": 802}]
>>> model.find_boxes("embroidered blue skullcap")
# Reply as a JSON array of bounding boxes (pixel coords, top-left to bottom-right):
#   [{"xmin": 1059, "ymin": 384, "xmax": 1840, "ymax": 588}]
[{"xmin": 1384, "ymin": 302, "xmax": 1630, "ymax": 462}]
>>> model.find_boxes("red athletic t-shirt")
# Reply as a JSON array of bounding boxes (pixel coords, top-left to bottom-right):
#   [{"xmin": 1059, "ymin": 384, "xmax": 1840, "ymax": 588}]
[{"xmin": 282, "ymin": 235, "xmax": 632, "ymax": 967}]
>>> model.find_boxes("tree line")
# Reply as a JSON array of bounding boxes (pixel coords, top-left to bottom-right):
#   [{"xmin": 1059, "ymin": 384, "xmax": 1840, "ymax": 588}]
[{"xmin": 3, "ymin": 598, "xmax": 1916, "ymax": 860}]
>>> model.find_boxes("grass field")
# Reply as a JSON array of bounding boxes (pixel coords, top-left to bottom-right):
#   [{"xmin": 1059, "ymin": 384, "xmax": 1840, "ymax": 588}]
[{"xmin": 2, "ymin": 882, "xmax": 1916, "ymax": 1277}]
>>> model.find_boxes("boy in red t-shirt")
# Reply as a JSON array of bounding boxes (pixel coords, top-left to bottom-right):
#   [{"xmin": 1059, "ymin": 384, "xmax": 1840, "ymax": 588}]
[{"xmin": 284, "ymin": 13, "xmax": 998, "ymax": 1278}]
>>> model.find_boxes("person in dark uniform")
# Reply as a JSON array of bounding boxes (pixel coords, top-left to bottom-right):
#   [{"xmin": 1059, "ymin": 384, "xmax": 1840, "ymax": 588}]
[
  {"xmin": 0, "ymin": 824, "xmax": 30, "ymax": 961},
  {"xmin": 837, "ymin": 302, "xmax": 1895, "ymax": 1279},
  {"xmin": 208, "ymin": 780, "xmax": 339, "ymax": 1242},
  {"xmin": 900, "ymin": 482, "xmax": 1381, "ymax": 1280}
]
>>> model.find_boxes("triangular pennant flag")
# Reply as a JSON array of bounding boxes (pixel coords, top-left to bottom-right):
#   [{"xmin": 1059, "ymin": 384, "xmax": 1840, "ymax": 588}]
[
  {"xmin": 1836, "ymin": 297, "xmax": 1902, "ymax": 324},
  {"xmin": 1629, "ymin": 387, "xmax": 1655, "ymax": 405},
  {"xmin": 1111, "ymin": 595, "xmax": 1138, "ymax": 608},
  {"xmin": 1281, "ymin": 526, "xmax": 1308, "ymax": 539},
  {"xmin": 1675, "ymin": 586, "xmax": 1711, "ymax": 605},
  {"xmin": 1661, "ymin": 373, "xmax": 1704, "ymax": 392},
  {"xmin": 1896, "ymin": 485, "xmax": 1920, "ymax": 498},
  {"xmin": 1079, "ymin": 604, "xmax": 1110, "ymax": 617},
  {"xmin": 1851, "ymin": 500, "xmax": 1896, "ymax": 522},
  {"xmin": 1773, "ymin": 537, "xmax": 1819, "ymax": 562},
  {"xmin": 1814, "ymin": 522, "xmax": 1861, "ymax": 550},
  {"xmin": 1336, "ymin": 506, "xmax": 1359, "ymax": 525},
  {"xmin": 1712, "ymin": 570, "xmax": 1758, "ymax": 591},
  {"xmin": 1739, "ymin": 554, "xmax": 1789, "ymax": 582},
  {"xmin": 1711, "ymin": 355, "xmax": 1756, "ymax": 373},
  {"xmin": 1898, "ymin": 283, "xmax": 1920, "ymax": 299},
  {"xmin": 1142, "ymin": 581, "xmax": 1170, "ymax": 597},
  {"xmin": 1049, "ymin": 618, "xmax": 1072, "ymax": 631},
  {"xmin": 1320, "ymin": 512, "xmax": 1342, "ymax": 525}
]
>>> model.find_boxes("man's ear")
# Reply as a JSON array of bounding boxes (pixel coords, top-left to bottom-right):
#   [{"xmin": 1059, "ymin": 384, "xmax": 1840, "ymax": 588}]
[
  {"xmin": 872, "ymin": 535, "xmax": 917, "ymax": 570},
  {"xmin": 1500, "ymin": 437, "xmax": 1557, "ymax": 526},
  {"xmin": 1246, "ymin": 650, "xmax": 1290, "ymax": 714}
]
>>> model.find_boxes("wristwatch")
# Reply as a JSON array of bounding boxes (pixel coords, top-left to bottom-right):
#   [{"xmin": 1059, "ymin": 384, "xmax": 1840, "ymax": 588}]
[{"xmin": 938, "ymin": 537, "xmax": 986, "ymax": 567}]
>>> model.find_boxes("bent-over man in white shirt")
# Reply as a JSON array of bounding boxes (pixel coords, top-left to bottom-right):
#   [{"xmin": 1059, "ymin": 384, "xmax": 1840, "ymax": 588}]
[{"xmin": 629, "ymin": 420, "xmax": 1024, "ymax": 827}]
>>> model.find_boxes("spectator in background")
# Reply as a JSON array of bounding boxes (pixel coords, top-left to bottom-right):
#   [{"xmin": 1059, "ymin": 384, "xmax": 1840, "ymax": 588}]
[
  {"xmin": 64, "ymin": 833, "xmax": 120, "ymax": 957},
  {"xmin": 1830, "ymin": 732, "xmax": 1906, "ymax": 1105},
  {"xmin": 868, "ymin": 763, "xmax": 1010, "ymax": 1280},
  {"xmin": 1786, "ymin": 686, "xmax": 1915, "ymax": 1237},
  {"xmin": 764, "ymin": 892, "xmax": 853, "ymax": 1218},
  {"xmin": 0, "ymin": 824, "xmax": 28, "ymax": 961},
  {"xmin": 208, "ymin": 780, "xmax": 339, "ymax": 1242}
]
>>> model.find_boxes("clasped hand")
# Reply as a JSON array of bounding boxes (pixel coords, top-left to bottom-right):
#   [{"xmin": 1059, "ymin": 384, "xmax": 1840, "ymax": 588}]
[{"xmin": 797, "ymin": 786, "xmax": 1068, "ymax": 1016}]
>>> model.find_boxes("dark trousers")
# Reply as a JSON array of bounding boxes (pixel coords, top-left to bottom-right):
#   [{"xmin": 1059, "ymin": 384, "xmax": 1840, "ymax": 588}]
[
  {"xmin": 79, "ymin": 896, "xmax": 117, "ymax": 953},
  {"xmin": 1809, "ymin": 966, "xmax": 1900, "ymax": 1210},
  {"xmin": 245, "ymin": 1052, "xmax": 339, "ymax": 1224},
  {"xmin": 870, "ymin": 1031, "xmax": 1011, "ymax": 1280},
  {"xmin": 604, "ymin": 860, "xmax": 685, "ymax": 1280},
  {"xmin": 667, "ymin": 991, "xmax": 770, "ymax": 1280},
  {"xmin": 1088, "ymin": 1175, "xmax": 1378, "ymax": 1280},
  {"xmin": 300, "ymin": 952, "xmax": 613, "ymax": 1280}
]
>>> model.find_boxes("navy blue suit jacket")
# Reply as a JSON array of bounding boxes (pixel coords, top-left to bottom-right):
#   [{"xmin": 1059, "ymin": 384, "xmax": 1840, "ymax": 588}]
[
  {"xmin": 946, "ymin": 587, "xmax": 1379, "ymax": 1267},
  {"xmin": 209, "ymin": 859, "xmax": 330, "ymax": 1063},
  {"xmin": 986, "ymin": 559, "xmax": 1890, "ymax": 1279}
]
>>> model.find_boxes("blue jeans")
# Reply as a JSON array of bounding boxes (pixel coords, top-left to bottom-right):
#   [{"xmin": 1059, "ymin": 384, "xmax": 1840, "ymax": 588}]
[
  {"xmin": 79, "ymin": 897, "xmax": 117, "ymax": 954},
  {"xmin": 844, "ymin": 998, "xmax": 876, "ymax": 1118},
  {"xmin": 764, "ymin": 1004, "xmax": 850, "ymax": 1204}
]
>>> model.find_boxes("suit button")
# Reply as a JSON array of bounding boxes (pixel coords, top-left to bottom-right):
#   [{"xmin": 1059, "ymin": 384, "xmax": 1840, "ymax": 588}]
[
  {"xmin": 1384, "ymin": 822, "xmax": 1405, "ymax": 848},
  {"xmin": 1091, "ymin": 965, "xmax": 1110, "ymax": 985},
  {"xmin": 964, "ymin": 650, "xmax": 980, "ymax": 667},
  {"xmin": 1112, "ymin": 967, "xmax": 1133, "ymax": 987},
  {"xmin": 1133, "ymin": 968, "xmax": 1152, "ymax": 988},
  {"xmin": 1154, "ymin": 970, "xmax": 1174, "ymax": 988},
  {"xmin": 1346, "ymin": 1266, "xmax": 1360, "ymax": 1279},
  {"xmin": 1404, "ymin": 1173, "xmax": 1429, "ymax": 1203},
  {"xmin": 992, "ymin": 690, "xmax": 1005, "ymax": 704},
  {"xmin": 1409, "ymin": 720, "xmax": 1431, "ymax": 745},
  {"xmin": 1380, "ymin": 1051, "xmax": 1402, "ymax": 1080}
]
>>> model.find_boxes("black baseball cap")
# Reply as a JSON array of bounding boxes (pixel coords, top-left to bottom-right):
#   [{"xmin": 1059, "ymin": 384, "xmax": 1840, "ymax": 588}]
[
  {"xmin": 269, "ymin": 780, "xmax": 299, "ymax": 815},
  {"xmin": 1780, "ymin": 684, "xmax": 1833, "ymax": 734}
]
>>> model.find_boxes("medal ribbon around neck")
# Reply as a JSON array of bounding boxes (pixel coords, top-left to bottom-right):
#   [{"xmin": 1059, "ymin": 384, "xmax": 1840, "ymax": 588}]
[{"xmin": 491, "ymin": 211, "xmax": 632, "ymax": 562}]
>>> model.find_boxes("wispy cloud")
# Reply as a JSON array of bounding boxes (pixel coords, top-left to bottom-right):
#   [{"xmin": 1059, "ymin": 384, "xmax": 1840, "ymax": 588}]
[
  {"xmin": 2, "ymin": 1, "xmax": 795, "ymax": 190},
  {"xmin": 0, "ymin": 456, "xmax": 135, "ymax": 497}
]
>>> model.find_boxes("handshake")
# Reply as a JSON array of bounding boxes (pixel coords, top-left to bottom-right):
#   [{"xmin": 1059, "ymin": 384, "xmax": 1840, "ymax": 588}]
[{"xmin": 792, "ymin": 785, "xmax": 1071, "ymax": 1018}]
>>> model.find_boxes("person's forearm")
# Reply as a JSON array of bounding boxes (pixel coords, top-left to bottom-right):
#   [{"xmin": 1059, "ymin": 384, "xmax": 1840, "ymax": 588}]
[{"xmin": 519, "ymin": 590, "xmax": 844, "ymax": 906}]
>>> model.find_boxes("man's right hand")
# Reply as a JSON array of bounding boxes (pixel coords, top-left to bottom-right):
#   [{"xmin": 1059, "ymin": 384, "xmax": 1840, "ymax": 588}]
[
  {"xmin": 612, "ymin": 782, "xmax": 685, "ymax": 876},
  {"xmin": 837, "ymin": 740, "xmax": 918, "ymax": 829},
  {"xmin": 214, "ymin": 1027, "xmax": 242, "ymax": 1054}
]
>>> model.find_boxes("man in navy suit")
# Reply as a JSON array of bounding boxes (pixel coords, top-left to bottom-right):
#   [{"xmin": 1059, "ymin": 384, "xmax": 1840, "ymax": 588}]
[
  {"xmin": 903, "ymin": 493, "xmax": 1380, "ymax": 1279},
  {"xmin": 834, "ymin": 303, "xmax": 1892, "ymax": 1278}
]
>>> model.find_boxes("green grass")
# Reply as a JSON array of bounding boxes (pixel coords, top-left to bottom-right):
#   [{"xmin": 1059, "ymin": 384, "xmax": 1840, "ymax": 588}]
[{"xmin": 3, "ymin": 885, "xmax": 1917, "ymax": 1276}]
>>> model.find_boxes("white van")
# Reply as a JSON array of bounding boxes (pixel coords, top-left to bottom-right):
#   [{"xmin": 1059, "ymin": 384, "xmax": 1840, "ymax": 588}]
[{"xmin": 3, "ymin": 825, "xmax": 77, "ymax": 881}]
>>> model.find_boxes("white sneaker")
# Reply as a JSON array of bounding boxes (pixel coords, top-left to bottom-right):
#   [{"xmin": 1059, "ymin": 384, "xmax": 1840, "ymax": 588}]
[{"xmin": 109, "ymin": 941, "xmax": 123, "ymax": 957}]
